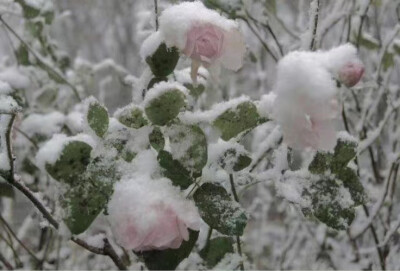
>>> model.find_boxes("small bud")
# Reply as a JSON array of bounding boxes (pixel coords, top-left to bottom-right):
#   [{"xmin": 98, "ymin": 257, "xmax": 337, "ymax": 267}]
[{"xmin": 338, "ymin": 62, "xmax": 364, "ymax": 87}]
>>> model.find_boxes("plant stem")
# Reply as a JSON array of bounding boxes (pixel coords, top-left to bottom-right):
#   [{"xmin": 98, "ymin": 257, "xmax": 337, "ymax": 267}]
[
  {"xmin": 229, "ymin": 174, "xmax": 244, "ymax": 271},
  {"xmin": 310, "ymin": 0, "xmax": 320, "ymax": 51},
  {"xmin": 0, "ymin": 16, "xmax": 81, "ymax": 101},
  {"xmin": 0, "ymin": 252, "xmax": 13, "ymax": 270},
  {"xmin": 154, "ymin": 0, "xmax": 159, "ymax": 30}
]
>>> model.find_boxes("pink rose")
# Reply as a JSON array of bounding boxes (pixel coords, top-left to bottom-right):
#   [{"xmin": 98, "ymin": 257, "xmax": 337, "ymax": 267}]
[
  {"xmin": 338, "ymin": 62, "xmax": 364, "ymax": 87},
  {"xmin": 113, "ymin": 204, "xmax": 194, "ymax": 251},
  {"xmin": 183, "ymin": 24, "xmax": 224, "ymax": 65},
  {"xmin": 108, "ymin": 177, "xmax": 200, "ymax": 252}
]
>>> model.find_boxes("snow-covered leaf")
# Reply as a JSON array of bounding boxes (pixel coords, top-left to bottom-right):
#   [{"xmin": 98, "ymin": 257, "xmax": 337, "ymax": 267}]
[
  {"xmin": 87, "ymin": 101, "xmax": 109, "ymax": 138},
  {"xmin": 166, "ymin": 124, "xmax": 208, "ymax": 174},
  {"xmin": 213, "ymin": 101, "xmax": 262, "ymax": 140},
  {"xmin": 116, "ymin": 105, "xmax": 148, "ymax": 129},
  {"xmin": 149, "ymin": 126, "xmax": 165, "ymax": 151},
  {"xmin": 194, "ymin": 183, "xmax": 247, "ymax": 236},
  {"xmin": 145, "ymin": 89, "xmax": 186, "ymax": 126},
  {"xmin": 45, "ymin": 141, "xmax": 92, "ymax": 185}
]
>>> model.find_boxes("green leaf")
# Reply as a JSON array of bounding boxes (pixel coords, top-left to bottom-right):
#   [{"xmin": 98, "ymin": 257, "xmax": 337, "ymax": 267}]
[
  {"xmin": 356, "ymin": 32, "xmax": 380, "ymax": 50},
  {"xmin": 87, "ymin": 101, "xmax": 109, "ymax": 138},
  {"xmin": 0, "ymin": 181, "xmax": 14, "ymax": 198},
  {"xmin": 336, "ymin": 168, "xmax": 366, "ymax": 206},
  {"xmin": 139, "ymin": 230, "xmax": 199, "ymax": 270},
  {"xmin": 199, "ymin": 237, "xmax": 234, "ymax": 268},
  {"xmin": 15, "ymin": 45, "xmax": 30, "ymax": 66},
  {"xmin": 309, "ymin": 152, "xmax": 333, "ymax": 175},
  {"xmin": 149, "ymin": 127, "xmax": 165, "ymax": 151},
  {"xmin": 145, "ymin": 89, "xmax": 186, "ymax": 126},
  {"xmin": 157, "ymin": 150, "xmax": 193, "ymax": 189},
  {"xmin": 183, "ymin": 83, "xmax": 205, "ymax": 98},
  {"xmin": 194, "ymin": 183, "xmax": 247, "ymax": 236},
  {"xmin": 116, "ymin": 106, "xmax": 148, "ymax": 129},
  {"xmin": 213, "ymin": 101, "xmax": 262, "ymax": 140},
  {"xmin": 15, "ymin": 0, "xmax": 40, "ymax": 19},
  {"xmin": 167, "ymin": 124, "xmax": 208, "ymax": 174},
  {"xmin": 218, "ymin": 148, "xmax": 252, "ymax": 172},
  {"xmin": 62, "ymin": 156, "xmax": 117, "ymax": 234},
  {"xmin": 146, "ymin": 43, "xmax": 179, "ymax": 77},
  {"xmin": 307, "ymin": 178, "xmax": 355, "ymax": 230},
  {"xmin": 382, "ymin": 52, "xmax": 394, "ymax": 72},
  {"xmin": 45, "ymin": 141, "xmax": 92, "ymax": 185}
]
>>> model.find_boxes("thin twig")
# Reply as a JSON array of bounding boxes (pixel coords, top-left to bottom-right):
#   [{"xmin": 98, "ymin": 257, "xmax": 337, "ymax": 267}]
[
  {"xmin": 0, "ymin": 252, "xmax": 13, "ymax": 270},
  {"xmin": 310, "ymin": 0, "xmax": 320, "ymax": 51},
  {"xmin": 154, "ymin": 0, "xmax": 159, "ymax": 30},
  {"xmin": 229, "ymin": 174, "xmax": 244, "ymax": 271},
  {"xmin": 0, "ymin": 215, "xmax": 39, "ymax": 262},
  {"xmin": 0, "ymin": 16, "xmax": 81, "ymax": 101}
]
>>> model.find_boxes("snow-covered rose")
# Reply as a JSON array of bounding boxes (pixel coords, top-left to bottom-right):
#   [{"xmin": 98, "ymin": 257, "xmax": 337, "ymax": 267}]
[
  {"xmin": 338, "ymin": 62, "xmax": 364, "ymax": 87},
  {"xmin": 183, "ymin": 24, "xmax": 224, "ymax": 65},
  {"xmin": 158, "ymin": 1, "xmax": 246, "ymax": 83},
  {"xmin": 108, "ymin": 176, "xmax": 200, "ymax": 251}
]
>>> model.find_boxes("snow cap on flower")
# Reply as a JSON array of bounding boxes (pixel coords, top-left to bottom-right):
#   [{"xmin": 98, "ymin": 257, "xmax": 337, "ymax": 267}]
[
  {"xmin": 272, "ymin": 44, "xmax": 363, "ymax": 151},
  {"xmin": 108, "ymin": 176, "xmax": 200, "ymax": 252},
  {"xmin": 158, "ymin": 1, "xmax": 246, "ymax": 82}
]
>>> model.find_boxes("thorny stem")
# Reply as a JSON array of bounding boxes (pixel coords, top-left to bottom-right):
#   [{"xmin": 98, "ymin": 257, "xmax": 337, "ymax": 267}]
[
  {"xmin": 1, "ymin": 114, "xmax": 127, "ymax": 270},
  {"xmin": 229, "ymin": 174, "xmax": 244, "ymax": 271},
  {"xmin": 0, "ymin": 16, "xmax": 81, "ymax": 102}
]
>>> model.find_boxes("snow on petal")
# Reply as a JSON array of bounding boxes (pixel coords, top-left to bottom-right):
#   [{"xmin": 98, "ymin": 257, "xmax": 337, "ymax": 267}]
[
  {"xmin": 158, "ymin": 1, "xmax": 246, "ymax": 81},
  {"xmin": 107, "ymin": 175, "xmax": 200, "ymax": 252}
]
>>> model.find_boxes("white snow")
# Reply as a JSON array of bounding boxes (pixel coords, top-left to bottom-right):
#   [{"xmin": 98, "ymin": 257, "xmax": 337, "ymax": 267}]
[
  {"xmin": 20, "ymin": 112, "xmax": 65, "ymax": 137},
  {"xmin": 159, "ymin": 1, "xmax": 239, "ymax": 51},
  {"xmin": 139, "ymin": 31, "xmax": 164, "ymax": 59},
  {"xmin": 0, "ymin": 68, "xmax": 30, "ymax": 90}
]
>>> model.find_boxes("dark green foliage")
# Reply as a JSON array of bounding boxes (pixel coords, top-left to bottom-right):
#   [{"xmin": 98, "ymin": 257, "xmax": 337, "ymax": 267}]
[
  {"xmin": 139, "ymin": 230, "xmax": 199, "ymax": 270},
  {"xmin": 117, "ymin": 106, "xmax": 148, "ymax": 129},
  {"xmin": 157, "ymin": 150, "xmax": 193, "ymax": 189},
  {"xmin": 199, "ymin": 237, "xmax": 234, "ymax": 268},
  {"xmin": 146, "ymin": 43, "xmax": 179, "ymax": 77}
]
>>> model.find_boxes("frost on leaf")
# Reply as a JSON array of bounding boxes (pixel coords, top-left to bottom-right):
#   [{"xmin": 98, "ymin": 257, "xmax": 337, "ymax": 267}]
[
  {"xmin": 45, "ymin": 141, "xmax": 92, "ymax": 185},
  {"xmin": 194, "ymin": 183, "xmax": 247, "ymax": 236},
  {"xmin": 149, "ymin": 126, "xmax": 165, "ymax": 152},
  {"xmin": 115, "ymin": 105, "xmax": 148, "ymax": 129},
  {"xmin": 166, "ymin": 124, "xmax": 208, "ymax": 175},
  {"xmin": 213, "ymin": 101, "xmax": 263, "ymax": 140},
  {"xmin": 146, "ymin": 43, "xmax": 179, "ymax": 77},
  {"xmin": 144, "ymin": 88, "xmax": 186, "ymax": 126},
  {"xmin": 304, "ymin": 137, "xmax": 366, "ymax": 230},
  {"xmin": 87, "ymin": 100, "xmax": 109, "ymax": 138}
]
